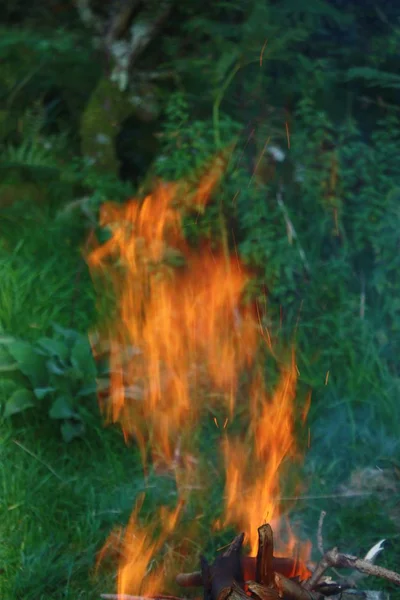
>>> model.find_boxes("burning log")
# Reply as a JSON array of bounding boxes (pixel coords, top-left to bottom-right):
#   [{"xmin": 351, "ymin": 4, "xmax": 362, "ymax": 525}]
[
  {"xmin": 201, "ymin": 533, "xmax": 245, "ymax": 600},
  {"xmin": 256, "ymin": 524, "xmax": 274, "ymax": 586},
  {"xmin": 176, "ymin": 556, "xmax": 308, "ymax": 587},
  {"xmin": 177, "ymin": 527, "xmax": 320, "ymax": 600},
  {"xmin": 175, "ymin": 524, "xmax": 399, "ymax": 600},
  {"xmin": 102, "ymin": 523, "xmax": 398, "ymax": 600}
]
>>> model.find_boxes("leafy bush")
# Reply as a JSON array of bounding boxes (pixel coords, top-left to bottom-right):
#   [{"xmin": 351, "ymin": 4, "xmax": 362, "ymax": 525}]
[{"xmin": 0, "ymin": 324, "xmax": 98, "ymax": 441}]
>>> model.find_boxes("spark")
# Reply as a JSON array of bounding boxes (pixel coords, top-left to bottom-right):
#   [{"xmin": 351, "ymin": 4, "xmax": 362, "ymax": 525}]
[
  {"xmin": 260, "ymin": 39, "xmax": 268, "ymax": 66},
  {"xmin": 232, "ymin": 190, "xmax": 240, "ymax": 211},
  {"xmin": 213, "ymin": 417, "xmax": 219, "ymax": 428},
  {"xmin": 255, "ymin": 302, "xmax": 271, "ymax": 351},
  {"xmin": 236, "ymin": 128, "xmax": 254, "ymax": 169},
  {"xmin": 255, "ymin": 301, "xmax": 263, "ymax": 332},
  {"xmin": 263, "ymin": 325, "xmax": 273, "ymax": 351},
  {"xmin": 301, "ymin": 391, "xmax": 311, "ymax": 424},
  {"xmin": 285, "ymin": 121, "xmax": 291, "ymax": 149},
  {"xmin": 223, "ymin": 418, "xmax": 229, "ymax": 429},
  {"xmin": 248, "ymin": 136, "xmax": 270, "ymax": 187},
  {"xmin": 216, "ymin": 542, "xmax": 231, "ymax": 552},
  {"xmin": 231, "ymin": 227, "xmax": 241, "ymax": 271},
  {"xmin": 325, "ymin": 370, "xmax": 330, "ymax": 385},
  {"xmin": 294, "ymin": 299, "xmax": 304, "ymax": 338}
]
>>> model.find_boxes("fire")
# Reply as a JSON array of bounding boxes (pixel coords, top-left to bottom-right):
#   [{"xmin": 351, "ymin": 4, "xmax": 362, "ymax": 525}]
[
  {"xmin": 86, "ymin": 161, "xmax": 258, "ymax": 469},
  {"xmin": 88, "ymin": 153, "xmax": 312, "ymax": 595},
  {"xmin": 97, "ymin": 495, "xmax": 184, "ymax": 597},
  {"xmin": 222, "ymin": 353, "xmax": 311, "ymax": 579}
]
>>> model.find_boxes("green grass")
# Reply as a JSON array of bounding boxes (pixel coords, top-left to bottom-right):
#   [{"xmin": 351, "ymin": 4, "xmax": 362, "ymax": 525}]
[
  {"xmin": 0, "ymin": 201, "xmax": 96, "ymax": 339},
  {"xmin": 1, "ymin": 408, "xmax": 399, "ymax": 599},
  {"xmin": 0, "ymin": 413, "xmax": 138, "ymax": 599},
  {"xmin": 1, "ymin": 201, "xmax": 400, "ymax": 599}
]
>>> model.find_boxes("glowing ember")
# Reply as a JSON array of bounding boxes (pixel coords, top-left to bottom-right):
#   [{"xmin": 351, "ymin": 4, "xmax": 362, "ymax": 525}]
[{"xmin": 88, "ymin": 155, "xmax": 311, "ymax": 596}]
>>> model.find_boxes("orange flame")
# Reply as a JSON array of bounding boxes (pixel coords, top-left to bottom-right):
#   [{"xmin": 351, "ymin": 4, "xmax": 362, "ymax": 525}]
[
  {"xmin": 87, "ymin": 164, "xmax": 258, "ymax": 469},
  {"xmin": 222, "ymin": 355, "xmax": 298, "ymax": 553},
  {"xmin": 221, "ymin": 352, "xmax": 311, "ymax": 578},
  {"xmin": 89, "ymin": 154, "xmax": 312, "ymax": 595},
  {"xmin": 97, "ymin": 495, "xmax": 184, "ymax": 596}
]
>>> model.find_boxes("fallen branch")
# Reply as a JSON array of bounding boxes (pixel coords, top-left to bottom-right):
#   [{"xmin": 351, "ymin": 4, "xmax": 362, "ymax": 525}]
[{"xmin": 304, "ymin": 547, "xmax": 400, "ymax": 591}]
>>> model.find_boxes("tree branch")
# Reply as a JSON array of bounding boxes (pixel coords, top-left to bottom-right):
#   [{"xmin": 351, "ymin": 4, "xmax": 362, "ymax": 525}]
[
  {"xmin": 304, "ymin": 547, "xmax": 400, "ymax": 591},
  {"xmin": 125, "ymin": 1, "xmax": 174, "ymax": 71}
]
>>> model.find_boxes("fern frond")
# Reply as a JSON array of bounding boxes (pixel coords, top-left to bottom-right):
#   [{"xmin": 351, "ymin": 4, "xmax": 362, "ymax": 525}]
[{"xmin": 346, "ymin": 67, "xmax": 400, "ymax": 89}]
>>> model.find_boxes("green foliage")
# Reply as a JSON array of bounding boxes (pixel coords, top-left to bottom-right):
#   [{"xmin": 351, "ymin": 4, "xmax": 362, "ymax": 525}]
[
  {"xmin": 155, "ymin": 92, "xmax": 241, "ymax": 179},
  {"xmin": 346, "ymin": 67, "xmax": 400, "ymax": 89},
  {"xmin": 0, "ymin": 325, "xmax": 98, "ymax": 442},
  {"xmin": 0, "ymin": 25, "xmax": 98, "ymax": 116},
  {"xmin": 235, "ymin": 98, "xmax": 400, "ymax": 431}
]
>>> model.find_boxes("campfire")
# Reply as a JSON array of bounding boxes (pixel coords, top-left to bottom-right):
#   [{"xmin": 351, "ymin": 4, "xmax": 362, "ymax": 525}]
[
  {"xmin": 175, "ymin": 524, "xmax": 398, "ymax": 600},
  {"xmin": 86, "ymin": 156, "xmax": 399, "ymax": 600},
  {"xmin": 99, "ymin": 521, "xmax": 399, "ymax": 600}
]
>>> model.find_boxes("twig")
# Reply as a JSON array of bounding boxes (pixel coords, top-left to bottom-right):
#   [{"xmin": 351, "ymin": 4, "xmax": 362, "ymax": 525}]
[
  {"xmin": 348, "ymin": 539, "xmax": 387, "ymax": 586},
  {"xmin": 279, "ymin": 491, "xmax": 373, "ymax": 501},
  {"xmin": 357, "ymin": 95, "xmax": 400, "ymax": 113},
  {"xmin": 315, "ymin": 511, "xmax": 342, "ymax": 582},
  {"xmin": 276, "ymin": 184, "xmax": 310, "ymax": 274},
  {"xmin": 317, "ymin": 511, "xmax": 326, "ymax": 555},
  {"xmin": 223, "ymin": 532, "xmax": 245, "ymax": 557},
  {"xmin": 13, "ymin": 439, "xmax": 63, "ymax": 481},
  {"xmin": 304, "ymin": 547, "xmax": 400, "ymax": 590}
]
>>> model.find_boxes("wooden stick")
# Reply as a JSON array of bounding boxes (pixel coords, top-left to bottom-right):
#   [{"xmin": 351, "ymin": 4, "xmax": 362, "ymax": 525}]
[
  {"xmin": 200, "ymin": 555, "xmax": 212, "ymax": 600},
  {"xmin": 176, "ymin": 571, "xmax": 203, "ymax": 587},
  {"xmin": 246, "ymin": 581, "xmax": 280, "ymax": 600},
  {"xmin": 176, "ymin": 556, "xmax": 306, "ymax": 587},
  {"xmin": 223, "ymin": 533, "xmax": 245, "ymax": 557},
  {"xmin": 274, "ymin": 573, "xmax": 324, "ymax": 600},
  {"xmin": 316, "ymin": 511, "xmax": 326, "ymax": 555},
  {"xmin": 209, "ymin": 535, "xmax": 245, "ymax": 600},
  {"xmin": 256, "ymin": 524, "xmax": 274, "ymax": 586},
  {"xmin": 304, "ymin": 547, "xmax": 400, "ymax": 590},
  {"xmin": 231, "ymin": 581, "xmax": 255, "ymax": 600}
]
